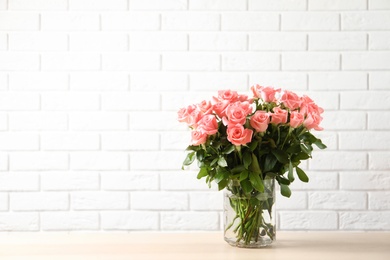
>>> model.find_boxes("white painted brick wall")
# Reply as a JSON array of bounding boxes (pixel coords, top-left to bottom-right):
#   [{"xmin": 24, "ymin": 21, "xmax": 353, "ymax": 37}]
[{"xmin": 0, "ymin": 0, "xmax": 389, "ymax": 232}]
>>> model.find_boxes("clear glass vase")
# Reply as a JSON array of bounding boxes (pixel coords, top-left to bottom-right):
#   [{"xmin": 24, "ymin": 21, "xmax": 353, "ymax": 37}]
[{"xmin": 224, "ymin": 179, "xmax": 276, "ymax": 248}]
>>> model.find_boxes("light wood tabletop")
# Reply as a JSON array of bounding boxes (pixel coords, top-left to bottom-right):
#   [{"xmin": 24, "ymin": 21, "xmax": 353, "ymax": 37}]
[{"xmin": 0, "ymin": 232, "xmax": 389, "ymax": 260}]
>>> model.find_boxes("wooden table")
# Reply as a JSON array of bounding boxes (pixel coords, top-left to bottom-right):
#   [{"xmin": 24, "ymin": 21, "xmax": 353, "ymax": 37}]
[{"xmin": 0, "ymin": 232, "xmax": 389, "ymax": 260}]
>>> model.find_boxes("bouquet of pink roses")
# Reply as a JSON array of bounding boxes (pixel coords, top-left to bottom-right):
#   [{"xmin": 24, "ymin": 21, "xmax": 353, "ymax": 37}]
[{"xmin": 178, "ymin": 85, "xmax": 326, "ymax": 247}]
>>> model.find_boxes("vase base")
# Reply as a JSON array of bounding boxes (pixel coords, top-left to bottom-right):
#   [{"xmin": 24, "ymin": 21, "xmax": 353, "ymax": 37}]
[{"xmin": 224, "ymin": 237, "xmax": 273, "ymax": 248}]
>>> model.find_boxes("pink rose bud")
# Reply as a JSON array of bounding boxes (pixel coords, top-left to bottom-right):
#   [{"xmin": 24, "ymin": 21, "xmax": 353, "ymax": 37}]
[
  {"xmin": 289, "ymin": 111, "xmax": 304, "ymax": 128},
  {"xmin": 250, "ymin": 111, "xmax": 270, "ymax": 132},
  {"xmin": 227, "ymin": 124, "xmax": 253, "ymax": 146},
  {"xmin": 270, "ymin": 107, "xmax": 288, "ymax": 125}
]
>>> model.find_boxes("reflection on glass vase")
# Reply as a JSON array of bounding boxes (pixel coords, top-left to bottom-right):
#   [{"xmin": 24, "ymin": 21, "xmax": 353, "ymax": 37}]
[{"xmin": 224, "ymin": 179, "xmax": 276, "ymax": 248}]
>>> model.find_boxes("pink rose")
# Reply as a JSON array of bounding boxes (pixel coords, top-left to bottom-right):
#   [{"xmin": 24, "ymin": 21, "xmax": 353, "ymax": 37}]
[
  {"xmin": 191, "ymin": 130, "xmax": 207, "ymax": 146},
  {"xmin": 177, "ymin": 105, "xmax": 196, "ymax": 124},
  {"xmin": 250, "ymin": 111, "xmax": 270, "ymax": 132},
  {"xmin": 300, "ymin": 95, "xmax": 324, "ymax": 116},
  {"xmin": 289, "ymin": 111, "xmax": 304, "ymax": 128},
  {"xmin": 303, "ymin": 112, "xmax": 323, "ymax": 131},
  {"xmin": 281, "ymin": 90, "xmax": 301, "ymax": 110},
  {"xmin": 223, "ymin": 102, "xmax": 252, "ymax": 126},
  {"xmin": 270, "ymin": 107, "xmax": 288, "ymax": 125},
  {"xmin": 187, "ymin": 109, "xmax": 202, "ymax": 128},
  {"xmin": 217, "ymin": 90, "xmax": 239, "ymax": 102},
  {"xmin": 227, "ymin": 124, "xmax": 253, "ymax": 146},
  {"xmin": 197, "ymin": 115, "xmax": 218, "ymax": 135},
  {"xmin": 197, "ymin": 100, "xmax": 213, "ymax": 115},
  {"xmin": 213, "ymin": 100, "xmax": 229, "ymax": 118},
  {"xmin": 251, "ymin": 84, "xmax": 280, "ymax": 102}
]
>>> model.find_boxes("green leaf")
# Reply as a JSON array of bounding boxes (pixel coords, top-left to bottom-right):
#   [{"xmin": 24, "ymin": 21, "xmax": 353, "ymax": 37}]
[
  {"xmin": 239, "ymin": 169, "xmax": 249, "ymax": 181},
  {"xmin": 210, "ymin": 158, "xmax": 218, "ymax": 166},
  {"xmin": 183, "ymin": 152, "xmax": 195, "ymax": 166},
  {"xmin": 296, "ymin": 167, "xmax": 309, "ymax": 182},
  {"xmin": 217, "ymin": 157, "xmax": 228, "ymax": 167},
  {"xmin": 271, "ymin": 149, "xmax": 289, "ymax": 164},
  {"xmin": 243, "ymin": 152, "xmax": 252, "ymax": 169},
  {"xmin": 288, "ymin": 161, "xmax": 294, "ymax": 182},
  {"xmin": 231, "ymin": 165, "xmax": 245, "ymax": 175},
  {"xmin": 250, "ymin": 153, "xmax": 262, "ymax": 175},
  {"xmin": 249, "ymin": 171, "xmax": 264, "ymax": 192},
  {"xmin": 280, "ymin": 184, "xmax": 291, "ymax": 198},
  {"xmin": 248, "ymin": 141, "xmax": 258, "ymax": 151},
  {"xmin": 291, "ymin": 152, "xmax": 310, "ymax": 162},
  {"xmin": 214, "ymin": 167, "xmax": 229, "ymax": 184},
  {"xmin": 196, "ymin": 150, "xmax": 205, "ymax": 161},
  {"xmin": 264, "ymin": 154, "xmax": 277, "ymax": 172},
  {"xmin": 276, "ymin": 176, "xmax": 291, "ymax": 185},
  {"xmin": 240, "ymin": 179, "xmax": 253, "ymax": 194},
  {"xmin": 314, "ymin": 139, "xmax": 327, "ymax": 149},
  {"xmin": 218, "ymin": 179, "xmax": 228, "ymax": 191},
  {"xmin": 197, "ymin": 167, "xmax": 208, "ymax": 179},
  {"xmin": 300, "ymin": 143, "xmax": 313, "ymax": 155},
  {"xmin": 222, "ymin": 145, "xmax": 235, "ymax": 154},
  {"xmin": 286, "ymin": 144, "xmax": 301, "ymax": 154}
]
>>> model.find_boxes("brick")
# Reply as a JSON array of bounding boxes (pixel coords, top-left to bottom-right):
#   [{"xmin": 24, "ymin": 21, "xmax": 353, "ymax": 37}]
[
  {"xmin": 0, "ymin": 113, "xmax": 6, "ymax": 131},
  {"xmin": 0, "ymin": 173, "xmax": 39, "ymax": 191},
  {"xmin": 0, "ymin": 0, "xmax": 5, "ymax": 9},
  {"xmin": 41, "ymin": 172, "xmax": 99, "ymax": 191},
  {"xmin": 190, "ymin": 72, "xmax": 247, "ymax": 91},
  {"xmin": 249, "ymin": 72, "xmax": 307, "ymax": 90},
  {"xmin": 42, "ymin": 133, "xmax": 99, "ymax": 151},
  {"xmin": 9, "ymin": 0, "xmax": 67, "ymax": 10},
  {"xmin": 289, "ymin": 171, "xmax": 338, "ymax": 190},
  {"xmin": 342, "ymin": 12, "xmax": 390, "ymax": 30},
  {"xmin": 276, "ymin": 191, "xmax": 307, "ymax": 210},
  {"xmin": 130, "ymin": 32, "xmax": 187, "ymax": 51},
  {"xmin": 161, "ymin": 131, "xmax": 189, "ymax": 150},
  {"xmin": 71, "ymin": 72, "xmax": 128, "ymax": 91},
  {"xmin": 282, "ymin": 13, "xmax": 339, "ymax": 31},
  {"xmin": 190, "ymin": 192, "xmax": 223, "ymax": 210},
  {"xmin": 72, "ymin": 191, "xmax": 129, "ymax": 210},
  {"xmin": 103, "ymin": 53, "xmax": 160, "ymax": 71},
  {"xmin": 250, "ymin": 32, "xmax": 306, "ymax": 51},
  {"xmin": 130, "ymin": 0, "xmax": 187, "ymax": 10},
  {"xmin": 340, "ymin": 212, "xmax": 390, "ymax": 230},
  {"xmin": 9, "ymin": 72, "xmax": 68, "ymax": 91},
  {"xmin": 42, "ymin": 92, "xmax": 100, "ymax": 111},
  {"xmin": 0, "ymin": 12, "xmax": 39, "ymax": 30},
  {"xmin": 70, "ymin": 33, "xmax": 128, "ymax": 52},
  {"xmin": 42, "ymin": 53, "xmax": 100, "ymax": 71},
  {"xmin": 41, "ymin": 212, "xmax": 99, "ymax": 230},
  {"xmin": 102, "ymin": 13, "xmax": 160, "ymax": 31},
  {"xmin": 222, "ymin": 12, "xmax": 279, "ymax": 31},
  {"xmin": 0, "ymin": 33, "xmax": 7, "ymax": 50},
  {"xmin": 0, "ymin": 213, "xmax": 39, "ymax": 231},
  {"xmin": 312, "ymin": 131, "xmax": 337, "ymax": 151},
  {"xmin": 132, "ymin": 192, "xmax": 188, "ymax": 210},
  {"xmin": 101, "ymin": 211, "xmax": 159, "ymax": 230},
  {"xmin": 160, "ymin": 171, "xmax": 211, "ymax": 191},
  {"xmin": 101, "ymin": 172, "xmax": 159, "ymax": 191},
  {"xmin": 343, "ymin": 52, "xmax": 390, "ymax": 70},
  {"xmin": 130, "ymin": 112, "xmax": 185, "ymax": 131},
  {"xmin": 162, "ymin": 12, "xmax": 219, "ymax": 31},
  {"xmin": 340, "ymin": 132, "xmax": 390, "ymax": 150},
  {"xmin": 369, "ymin": 72, "xmax": 390, "ymax": 90},
  {"xmin": 70, "ymin": 112, "xmax": 128, "ymax": 130},
  {"xmin": 161, "ymin": 212, "xmax": 219, "ymax": 230},
  {"xmin": 101, "ymin": 132, "xmax": 159, "ymax": 151},
  {"xmin": 190, "ymin": 0, "xmax": 246, "ymax": 10},
  {"xmin": 11, "ymin": 192, "xmax": 68, "ymax": 211},
  {"xmin": 70, "ymin": 0, "xmax": 127, "ymax": 10},
  {"xmin": 369, "ymin": 192, "xmax": 390, "ymax": 209},
  {"xmin": 163, "ymin": 53, "xmax": 219, "ymax": 71},
  {"xmin": 321, "ymin": 111, "xmax": 366, "ymax": 130},
  {"xmin": 309, "ymin": 72, "xmax": 367, "ymax": 90},
  {"xmin": 102, "ymin": 92, "xmax": 160, "ymax": 111},
  {"xmin": 190, "ymin": 32, "xmax": 246, "ymax": 51},
  {"xmin": 10, "ymin": 152, "xmax": 68, "ymax": 171},
  {"xmin": 0, "ymin": 53, "xmax": 39, "ymax": 71},
  {"xmin": 0, "ymin": 152, "xmax": 7, "ymax": 171},
  {"xmin": 369, "ymin": 32, "xmax": 390, "ymax": 50},
  {"xmin": 280, "ymin": 211, "xmax": 338, "ymax": 230},
  {"xmin": 10, "ymin": 112, "xmax": 68, "ymax": 131},
  {"xmin": 369, "ymin": 152, "xmax": 390, "ymax": 170},
  {"xmin": 0, "ymin": 133, "xmax": 39, "ymax": 150},
  {"xmin": 341, "ymin": 91, "xmax": 390, "ymax": 110},
  {"xmin": 249, "ymin": 0, "xmax": 306, "ymax": 10},
  {"xmin": 130, "ymin": 151, "xmax": 183, "ymax": 170},
  {"xmin": 223, "ymin": 53, "xmax": 280, "ymax": 71},
  {"xmin": 0, "ymin": 193, "xmax": 7, "ymax": 211},
  {"xmin": 283, "ymin": 53, "xmax": 339, "ymax": 71},
  {"xmin": 309, "ymin": 151, "xmax": 367, "ymax": 170},
  {"xmin": 9, "ymin": 32, "xmax": 68, "ymax": 51},
  {"xmin": 308, "ymin": 192, "xmax": 366, "ymax": 210},
  {"xmin": 309, "ymin": 32, "xmax": 367, "ymax": 51},
  {"xmin": 309, "ymin": 0, "xmax": 367, "ymax": 10},
  {"xmin": 340, "ymin": 171, "xmax": 390, "ymax": 190},
  {"xmin": 71, "ymin": 152, "xmax": 129, "ymax": 170},
  {"xmin": 131, "ymin": 72, "xmax": 187, "ymax": 91},
  {"xmin": 300, "ymin": 91, "xmax": 338, "ymax": 110},
  {"xmin": 41, "ymin": 13, "xmax": 99, "ymax": 31},
  {"xmin": 369, "ymin": 0, "xmax": 390, "ymax": 9},
  {"xmin": 0, "ymin": 92, "xmax": 40, "ymax": 110},
  {"xmin": 162, "ymin": 91, "xmax": 215, "ymax": 111}
]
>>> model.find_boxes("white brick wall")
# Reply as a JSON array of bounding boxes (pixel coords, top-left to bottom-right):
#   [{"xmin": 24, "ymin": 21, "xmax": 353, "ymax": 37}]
[{"xmin": 0, "ymin": 0, "xmax": 389, "ymax": 232}]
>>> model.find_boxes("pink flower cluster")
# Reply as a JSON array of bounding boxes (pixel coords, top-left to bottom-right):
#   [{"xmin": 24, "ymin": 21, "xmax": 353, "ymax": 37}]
[{"xmin": 178, "ymin": 86, "xmax": 324, "ymax": 146}]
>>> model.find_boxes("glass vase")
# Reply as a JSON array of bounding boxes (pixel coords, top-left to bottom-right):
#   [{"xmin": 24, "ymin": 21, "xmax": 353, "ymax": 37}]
[{"xmin": 223, "ymin": 179, "xmax": 276, "ymax": 248}]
